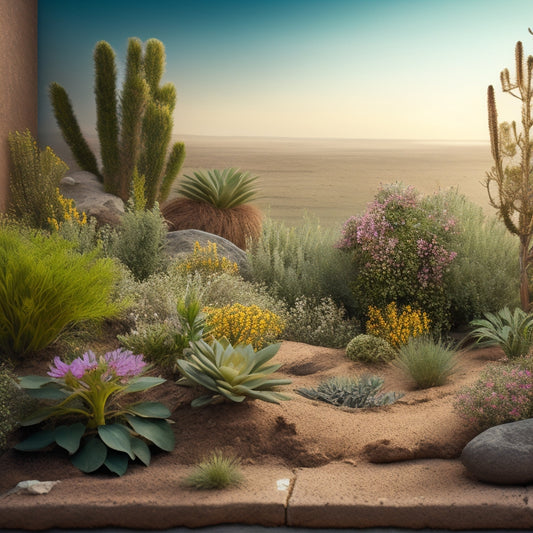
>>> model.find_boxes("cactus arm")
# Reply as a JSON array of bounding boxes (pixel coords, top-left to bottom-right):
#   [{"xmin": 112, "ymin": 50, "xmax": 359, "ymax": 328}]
[{"xmin": 158, "ymin": 142, "xmax": 185, "ymax": 202}]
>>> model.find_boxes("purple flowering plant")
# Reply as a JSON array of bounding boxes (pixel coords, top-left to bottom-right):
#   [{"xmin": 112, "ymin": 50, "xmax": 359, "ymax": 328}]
[
  {"xmin": 337, "ymin": 183, "xmax": 457, "ymax": 331},
  {"xmin": 15, "ymin": 349, "xmax": 174, "ymax": 476}
]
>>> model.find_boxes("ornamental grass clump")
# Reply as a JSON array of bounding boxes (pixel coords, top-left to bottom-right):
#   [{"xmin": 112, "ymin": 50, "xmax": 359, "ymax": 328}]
[
  {"xmin": 184, "ymin": 450, "xmax": 243, "ymax": 490},
  {"xmin": 0, "ymin": 225, "xmax": 121, "ymax": 360},
  {"xmin": 177, "ymin": 241, "xmax": 239, "ymax": 277},
  {"xmin": 338, "ymin": 183, "xmax": 457, "ymax": 331},
  {"xmin": 366, "ymin": 302, "xmax": 430, "ymax": 348},
  {"xmin": 297, "ymin": 375, "xmax": 403, "ymax": 409},
  {"xmin": 15, "ymin": 349, "xmax": 174, "ymax": 476},
  {"xmin": 204, "ymin": 303, "xmax": 284, "ymax": 350},
  {"xmin": 394, "ymin": 337, "xmax": 458, "ymax": 389},
  {"xmin": 177, "ymin": 338, "xmax": 291, "ymax": 407},
  {"xmin": 454, "ymin": 363, "xmax": 533, "ymax": 431},
  {"xmin": 162, "ymin": 168, "xmax": 262, "ymax": 249},
  {"xmin": 467, "ymin": 307, "xmax": 533, "ymax": 359}
]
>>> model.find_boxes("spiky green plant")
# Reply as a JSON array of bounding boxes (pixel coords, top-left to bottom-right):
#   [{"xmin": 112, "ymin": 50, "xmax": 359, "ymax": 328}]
[
  {"xmin": 184, "ymin": 450, "xmax": 243, "ymax": 490},
  {"xmin": 50, "ymin": 37, "xmax": 185, "ymax": 207},
  {"xmin": 467, "ymin": 307, "xmax": 533, "ymax": 359},
  {"xmin": 297, "ymin": 375, "xmax": 403, "ymax": 409},
  {"xmin": 178, "ymin": 168, "xmax": 259, "ymax": 208},
  {"xmin": 177, "ymin": 338, "xmax": 291, "ymax": 407}
]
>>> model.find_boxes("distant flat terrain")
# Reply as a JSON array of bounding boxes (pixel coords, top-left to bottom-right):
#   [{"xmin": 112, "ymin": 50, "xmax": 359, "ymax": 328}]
[{"xmin": 42, "ymin": 132, "xmax": 494, "ymax": 229}]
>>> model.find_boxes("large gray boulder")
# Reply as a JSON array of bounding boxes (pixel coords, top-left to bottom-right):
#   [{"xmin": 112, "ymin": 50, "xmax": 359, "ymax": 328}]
[
  {"xmin": 165, "ymin": 229, "xmax": 250, "ymax": 276},
  {"xmin": 59, "ymin": 171, "xmax": 125, "ymax": 226},
  {"xmin": 461, "ymin": 418, "xmax": 533, "ymax": 484}
]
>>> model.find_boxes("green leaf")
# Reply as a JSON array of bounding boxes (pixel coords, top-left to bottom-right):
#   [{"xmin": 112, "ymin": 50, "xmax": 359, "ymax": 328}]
[
  {"xmin": 98, "ymin": 424, "xmax": 135, "ymax": 460},
  {"xmin": 55, "ymin": 423, "xmax": 86, "ymax": 454},
  {"xmin": 104, "ymin": 449, "xmax": 129, "ymax": 476},
  {"xmin": 14, "ymin": 429, "xmax": 56, "ymax": 451},
  {"xmin": 127, "ymin": 401, "xmax": 171, "ymax": 419},
  {"xmin": 125, "ymin": 415, "xmax": 175, "ymax": 451},
  {"xmin": 122, "ymin": 376, "xmax": 166, "ymax": 393},
  {"xmin": 71, "ymin": 437, "xmax": 107, "ymax": 473},
  {"xmin": 191, "ymin": 395, "xmax": 217, "ymax": 407},
  {"xmin": 24, "ymin": 385, "xmax": 69, "ymax": 401},
  {"xmin": 18, "ymin": 375, "xmax": 57, "ymax": 389},
  {"xmin": 131, "ymin": 436, "xmax": 151, "ymax": 466},
  {"xmin": 20, "ymin": 406, "xmax": 57, "ymax": 426}
]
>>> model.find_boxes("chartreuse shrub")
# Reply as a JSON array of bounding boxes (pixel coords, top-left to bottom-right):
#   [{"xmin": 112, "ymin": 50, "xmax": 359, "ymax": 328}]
[
  {"xmin": 177, "ymin": 339, "xmax": 291, "ymax": 407},
  {"xmin": 297, "ymin": 375, "xmax": 403, "ymax": 408},
  {"xmin": 15, "ymin": 349, "xmax": 174, "ymax": 475},
  {"xmin": 393, "ymin": 337, "xmax": 457, "ymax": 389},
  {"xmin": 338, "ymin": 184, "xmax": 457, "ymax": 331},
  {"xmin": 0, "ymin": 226, "xmax": 121, "ymax": 360},
  {"xmin": 454, "ymin": 363, "xmax": 533, "ymax": 431},
  {"xmin": 345, "ymin": 334, "xmax": 396, "ymax": 363},
  {"xmin": 366, "ymin": 302, "xmax": 430, "ymax": 348},
  {"xmin": 8, "ymin": 130, "xmax": 69, "ymax": 230},
  {"xmin": 204, "ymin": 303, "xmax": 284, "ymax": 350},
  {"xmin": 184, "ymin": 450, "xmax": 243, "ymax": 490},
  {"xmin": 177, "ymin": 241, "xmax": 239, "ymax": 277},
  {"xmin": 283, "ymin": 296, "xmax": 359, "ymax": 348},
  {"xmin": 247, "ymin": 216, "xmax": 356, "ymax": 312},
  {"xmin": 47, "ymin": 189, "xmax": 87, "ymax": 231},
  {"xmin": 467, "ymin": 307, "xmax": 533, "ymax": 359}
]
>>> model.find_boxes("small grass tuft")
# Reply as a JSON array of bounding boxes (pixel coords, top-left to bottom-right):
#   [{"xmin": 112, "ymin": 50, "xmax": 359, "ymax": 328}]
[{"xmin": 184, "ymin": 450, "xmax": 244, "ymax": 490}]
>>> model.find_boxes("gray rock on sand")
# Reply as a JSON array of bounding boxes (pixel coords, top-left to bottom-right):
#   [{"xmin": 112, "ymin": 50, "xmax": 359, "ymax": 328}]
[
  {"xmin": 60, "ymin": 171, "xmax": 125, "ymax": 226},
  {"xmin": 165, "ymin": 229, "xmax": 250, "ymax": 276},
  {"xmin": 461, "ymin": 418, "xmax": 533, "ymax": 484}
]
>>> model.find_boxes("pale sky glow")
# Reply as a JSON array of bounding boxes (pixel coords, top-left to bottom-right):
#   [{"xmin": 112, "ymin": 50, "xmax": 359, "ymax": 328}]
[{"xmin": 38, "ymin": 0, "xmax": 533, "ymax": 140}]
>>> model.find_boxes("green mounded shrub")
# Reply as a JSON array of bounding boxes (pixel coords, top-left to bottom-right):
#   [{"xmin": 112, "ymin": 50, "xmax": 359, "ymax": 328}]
[
  {"xmin": 0, "ymin": 225, "xmax": 122, "ymax": 360},
  {"xmin": 8, "ymin": 130, "xmax": 69, "ymax": 230},
  {"xmin": 0, "ymin": 365, "xmax": 34, "ymax": 452},
  {"xmin": 283, "ymin": 296, "xmax": 359, "ymax": 348},
  {"xmin": 108, "ymin": 202, "xmax": 168, "ymax": 281},
  {"xmin": 425, "ymin": 190, "xmax": 519, "ymax": 326},
  {"xmin": 345, "ymin": 334, "xmax": 396, "ymax": 364},
  {"xmin": 467, "ymin": 307, "xmax": 533, "ymax": 359},
  {"xmin": 184, "ymin": 450, "xmax": 243, "ymax": 490},
  {"xmin": 297, "ymin": 375, "xmax": 404, "ymax": 408},
  {"xmin": 393, "ymin": 337, "xmax": 457, "ymax": 389},
  {"xmin": 247, "ymin": 216, "xmax": 356, "ymax": 312}
]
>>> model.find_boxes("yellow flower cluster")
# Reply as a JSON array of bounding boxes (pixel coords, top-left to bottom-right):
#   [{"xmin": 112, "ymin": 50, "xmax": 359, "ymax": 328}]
[
  {"xmin": 48, "ymin": 188, "xmax": 87, "ymax": 231},
  {"xmin": 204, "ymin": 303, "xmax": 285, "ymax": 350},
  {"xmin": 366, "ymin": 302, "xmax": 430, "ymax": 348},
  {"xmin": 178, "ymin": 241, "xmax": 239, "ymax": 276}
]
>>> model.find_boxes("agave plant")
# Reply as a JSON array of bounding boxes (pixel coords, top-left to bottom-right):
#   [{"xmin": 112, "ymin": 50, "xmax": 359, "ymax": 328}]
[
  {"xmin": 296, "ymin": 375, "xmax": 403, "ymax": 409},
  {"xmin": 176, "ymin": 338, "xmax": 291, "ymax": 407},
  {"xmin": 178, "ymin": 168, "xmax": 259, "ymax": 209},
  {"xmin": 468, "ymin": 307, "xmax": 533, "ymax": 359},
  {"xmin": 162, "ymin": 168, "xmax": 262, "ymax": 249}
]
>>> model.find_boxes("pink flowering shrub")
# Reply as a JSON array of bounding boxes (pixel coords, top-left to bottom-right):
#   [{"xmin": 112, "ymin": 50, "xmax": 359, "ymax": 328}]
[
  {"xmin": 337, "ymin": 183, "xmax": 457, "ymax": 331},
  {"xmin": 454, "ymin": 364, "xmax": 533, "ymax": 430}
]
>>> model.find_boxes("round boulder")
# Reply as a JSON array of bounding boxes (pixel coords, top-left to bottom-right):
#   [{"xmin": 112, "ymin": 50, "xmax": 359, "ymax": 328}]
[
  {"xmin": 461, "ymin": 418, "xmax": 533, "ymax": 484},
  {"xmin": 165, "ymin": 229, "xmax": 250, "ymax": 276}
]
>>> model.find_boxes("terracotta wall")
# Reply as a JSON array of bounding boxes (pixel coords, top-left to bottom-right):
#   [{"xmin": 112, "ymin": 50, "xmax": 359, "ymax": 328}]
[{"xmin": 0, "ymin": 0, "xmax": 38, "ymax": 212}]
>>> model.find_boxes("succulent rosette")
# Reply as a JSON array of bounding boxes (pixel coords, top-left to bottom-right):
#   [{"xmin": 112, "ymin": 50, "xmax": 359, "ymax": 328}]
[{"xmin": 15, "ymin": 349, "xmax": 174, "ymax": 476}]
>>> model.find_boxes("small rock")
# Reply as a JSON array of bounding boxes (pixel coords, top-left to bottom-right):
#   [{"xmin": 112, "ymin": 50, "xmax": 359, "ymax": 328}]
[
  {"xmin": 461, "ymin": 418, "xmax": 533, "ymax": 484},
  {"xmin": 1, "ymin": 480, "xmax": 60, "ymax": 498}
]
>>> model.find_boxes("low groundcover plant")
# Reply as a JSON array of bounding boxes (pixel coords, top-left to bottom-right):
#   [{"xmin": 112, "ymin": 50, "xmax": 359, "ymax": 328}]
[{"xmin": 15, "ymin": 349, "xmax": 174, "ymax": 476}]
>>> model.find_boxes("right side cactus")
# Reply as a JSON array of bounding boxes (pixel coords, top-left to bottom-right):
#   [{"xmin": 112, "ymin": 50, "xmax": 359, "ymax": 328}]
[{"xmin": 49, "ymin": 37, "xmax": 185, "ymax": 207}]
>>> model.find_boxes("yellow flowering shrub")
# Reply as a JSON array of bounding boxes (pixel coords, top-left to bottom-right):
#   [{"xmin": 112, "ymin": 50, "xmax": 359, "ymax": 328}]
[
  {"xmin": 366, "ymin": 302, "xmax": 430, "ymax": 348},
  {"xmin": 178, "ymin": 241, "xmax": 239, "ymax": 276},
  {"xmin": 48, "ymin": 189, "xmax": 87, "ymax": 231},
  {"xmin": 204, "ymin": 303, "xmax": 285, "ymax": 350}
]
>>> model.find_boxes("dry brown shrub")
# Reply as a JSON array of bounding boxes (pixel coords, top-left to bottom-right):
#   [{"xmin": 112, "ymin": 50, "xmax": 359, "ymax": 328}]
[{"xmin": 161, "ymin": 198, "xmax": 262, "ymax": 250}]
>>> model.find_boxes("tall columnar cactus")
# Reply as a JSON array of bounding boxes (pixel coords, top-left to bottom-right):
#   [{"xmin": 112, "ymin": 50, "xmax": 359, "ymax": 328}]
[
  {"xmin": 50, "ymin": 37, "xmax": 185, "ymax": 207},
  {"xmin": 485, "ymin": 39, "xmax": 533, "ymax": 311}
]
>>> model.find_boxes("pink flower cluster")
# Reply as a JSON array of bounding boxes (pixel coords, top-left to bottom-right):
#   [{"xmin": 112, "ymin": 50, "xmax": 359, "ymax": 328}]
[
  {"xmin": 48, "ymin": 349, "xmax": 146, "ymax": 380},
  {"xmin": 416, "ymin": 237, "xmax": 457, "ymax": 288}
]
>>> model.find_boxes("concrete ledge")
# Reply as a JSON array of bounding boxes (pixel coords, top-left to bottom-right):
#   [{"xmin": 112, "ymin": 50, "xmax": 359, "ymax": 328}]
[{"xmin": 287, "ymin": 460, "xmax": 533, "ymax": 529}]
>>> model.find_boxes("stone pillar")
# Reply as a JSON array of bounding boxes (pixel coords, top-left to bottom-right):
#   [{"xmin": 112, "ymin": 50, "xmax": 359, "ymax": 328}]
[{"xmin": 0, "ymin": 0, "xmax": 38, "ymax": 212}]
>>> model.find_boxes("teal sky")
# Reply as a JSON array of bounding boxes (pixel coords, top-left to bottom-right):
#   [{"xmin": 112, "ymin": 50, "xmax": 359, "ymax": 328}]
[{"xmin": 38, "ymin": 0, "xmax": 533, "ymax": 140}]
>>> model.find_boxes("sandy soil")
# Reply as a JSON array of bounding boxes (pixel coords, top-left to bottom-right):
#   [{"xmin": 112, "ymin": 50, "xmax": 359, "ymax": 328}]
[{"xmin": 0, "ymin": 340, "xmax": 504, "ymax": 494}]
